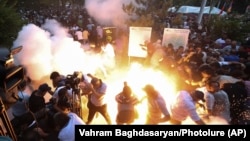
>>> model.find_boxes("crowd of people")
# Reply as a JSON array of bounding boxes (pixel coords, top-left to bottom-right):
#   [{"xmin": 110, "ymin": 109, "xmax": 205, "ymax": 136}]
[{"xmin": 4, "ymin": 4, "xmax": 250, "ymax": 141}]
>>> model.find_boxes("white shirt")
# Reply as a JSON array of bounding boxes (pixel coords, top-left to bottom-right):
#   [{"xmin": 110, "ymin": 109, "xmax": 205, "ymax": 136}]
[
  {"xmin": 170, "ymin": 90, "xmax": 201, "ymax": 122},
  {"xmin": 58, "ymin": 112, "xmax": 85, "ymax": 141},
  {"xmin": 90, "ymin": 83, "xmax": 107, "ymax": 106},
  {"xmin": 12, "ymin": 91, "xmax": 30, "ymax": 116},
  {"xmin": 75, "ymin": 30, "xmax": 83, "ymax": 40},
  {"xmin": 215, "ymin": 38, "xmax": 225, "ymax": 45},
  {"xmin": 53, "ymin": 86, "xmax": 73, "ymax": 102}
]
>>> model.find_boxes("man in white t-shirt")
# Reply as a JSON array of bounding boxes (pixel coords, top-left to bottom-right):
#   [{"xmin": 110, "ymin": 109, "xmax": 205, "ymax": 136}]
[
  {"xmin": 170, "ymin": 90, "xmax": 206, "ymax": 125},
  {"xmin": 85, "ymin": 74, "xmax": 112, "ymax": 124},
  {"xmin": 74, "ymin": 29, "xmax": 83, "ymax": 45},
  {"xmin": 54, "ymin": 99, "xmax": 85, "ymax": 141}
]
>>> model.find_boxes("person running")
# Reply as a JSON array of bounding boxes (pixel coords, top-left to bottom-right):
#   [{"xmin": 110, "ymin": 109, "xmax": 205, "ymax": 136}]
[{"xmin": 142, "ymin": 84, "xmax": 171, "ymax": 124}]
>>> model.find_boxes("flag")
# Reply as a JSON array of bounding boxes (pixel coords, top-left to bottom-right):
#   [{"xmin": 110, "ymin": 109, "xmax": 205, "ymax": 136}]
[{"xmin": 227, "ymin": 0, "xmax": 233, "ymax": 13}]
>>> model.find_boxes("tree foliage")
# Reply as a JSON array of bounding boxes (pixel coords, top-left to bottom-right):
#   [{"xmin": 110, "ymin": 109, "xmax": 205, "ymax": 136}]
[
  {"xmin": 122, "ymin": 0, "xmax": 172, "ymax": 41},
  {"xmin": 207, "ymin": 13, "xmax": 250, "ymax": 43},
  {"xmin": 0, "ymin": 0, "xmax": 24, "ymax": 48},
  {"xmin": 123, "ymin": 0, "xmax": 250, "ymax": 43},
  {"xmin": 16, "ymin": 0, "xmax": 85, "ymax": 9}
]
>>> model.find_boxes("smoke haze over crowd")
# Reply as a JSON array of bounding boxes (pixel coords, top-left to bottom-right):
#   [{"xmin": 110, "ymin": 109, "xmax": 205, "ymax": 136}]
[{"xmin": 85, "ymin": 0, "xmax": 132, "ymax": 28}]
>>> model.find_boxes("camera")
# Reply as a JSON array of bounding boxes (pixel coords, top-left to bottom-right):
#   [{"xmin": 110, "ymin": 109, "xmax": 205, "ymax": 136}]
[
  {"xmin": 0, "ymin": 46, "xmax": 24, "ymax": 108},
  {"xmin": 65, "ymin": 71, "xmax": 83, "ymax": 93}
]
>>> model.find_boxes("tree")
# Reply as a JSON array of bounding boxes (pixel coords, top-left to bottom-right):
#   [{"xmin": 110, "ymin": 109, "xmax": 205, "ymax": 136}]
[
  {"xmin": 207, "ymin": 13, "xmax": 250, "ymax": 43},
  {"xmin": 0, "ymin": 0, "xmax": 24, "ymax": 48},
  {"xmin": 122, "ymin": 0, "xmax": 173, "ymax": 41}
]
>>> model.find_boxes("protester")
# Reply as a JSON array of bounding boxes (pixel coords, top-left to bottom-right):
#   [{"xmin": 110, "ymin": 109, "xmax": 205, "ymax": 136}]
[
  {"xmin": 143, "ymin": 84, "xmax": 171, "ymax": 124},
  {"xmin": 115, "ymin": 82, "xmax": 140, "ymax": 125}
]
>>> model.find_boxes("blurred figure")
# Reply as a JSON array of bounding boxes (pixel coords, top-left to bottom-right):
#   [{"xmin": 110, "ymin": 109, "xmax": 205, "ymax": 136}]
[
  {"xmin": 50, "ymin": 87, "xmax": 73, "ymax": 115},
  {"xmin": 115, "ymin": 82, "xmax": 140, "ymax": 125},
  {"xmin": 49, "ymin": 71, "xmax": 66, "ymax": 90},
  {"xmin": 17, "ymin": 111, "xmax": 47, "ymax": 141},
  {"xmin": 101, "ymin": 43, "xmax": 116, "ymax": 76},
  {"xmin": 170, "ymin": 90, "xmax": 206, "ymax": 125},
  {"xmin": 82, "ymin": 28, "xmax": 90, "ymax": 45},
  {"xmin": 199, "ymin": 65, "xmax": 241, "ymax": 88},
  {"xmin": 96, "ymin": 25, "xmax": 104, "ymax": 48},
  {"xmin": 12, "ymin": 79, "xmax": 30, "ymax": 119},
  {"xmin": 150, "ymin": 43, "xmax": 166, "ymax": 69},
  {"xmin": 49, "ymin": 71, "xmax": 69, "ymax": 102},
  {"xmin": 74, "ymin": 28, "xmax": 83, "ymax": 45},
  {"xmin": 142, "ymin": 39, "xmax": 154, "ymax": 67},
  {"xmin": 28, "ymin": 83, "xmax": 53, "ymax": 121},
  {"xmin": 197, "ymin": 80, "xmax": 231, "ymax": 124},
  {"xmin": 11, "ymin": 80, "xmax": 31, "ymax": 137},
  {"xmin": 142, "ymin": 84, "xmax": 171, "ymax": 124},
  {"xmin": 204, "ymin": 80, "xmax": 231, "ymax": 123}
]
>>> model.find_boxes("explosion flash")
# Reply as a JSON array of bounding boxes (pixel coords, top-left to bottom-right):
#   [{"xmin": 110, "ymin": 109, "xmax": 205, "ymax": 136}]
[{"xmin": 11, "ymin": 20, "xmax": 229, "ymax": 125}]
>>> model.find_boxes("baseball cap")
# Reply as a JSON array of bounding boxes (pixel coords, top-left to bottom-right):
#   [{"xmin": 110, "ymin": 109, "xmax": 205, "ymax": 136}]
[{"xmin": 38, "ymin": 83, "xmax": 51, "ymax": 92}]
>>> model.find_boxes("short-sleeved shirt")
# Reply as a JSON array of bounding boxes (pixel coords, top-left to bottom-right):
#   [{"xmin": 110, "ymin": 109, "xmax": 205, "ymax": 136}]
[
  {"xmin": 90, "ymin": 83, "xmax": 107, "ymax": 106},
  {"xmin": 12, "ymin": 91, "xmax": 30, "ymax": 117},
  {"xmin": 58, "ymin": 112, "xmax": 85, "ymax": 141}
]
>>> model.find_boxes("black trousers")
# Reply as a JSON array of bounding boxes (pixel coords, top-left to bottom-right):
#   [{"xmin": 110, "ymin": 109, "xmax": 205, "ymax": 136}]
[{"xmin": 86, "ymin": 100, "xmax": 111, "ymax": 124}]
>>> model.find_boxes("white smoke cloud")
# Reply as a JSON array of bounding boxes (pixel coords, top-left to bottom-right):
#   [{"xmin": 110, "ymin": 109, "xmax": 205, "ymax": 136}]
[
  {"xmin": 12, "ymin": 19, "xmax": 85, "ymax": 82},
  {"xmin": 12, "ymin": 23, "xmax": 53, "ymax": 81},
  {"xmin": 85, "ymin": 0, "xmax": 133, "ymax": 28}
]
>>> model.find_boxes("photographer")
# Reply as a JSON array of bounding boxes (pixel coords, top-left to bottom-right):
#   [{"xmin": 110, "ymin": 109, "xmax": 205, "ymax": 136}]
[
  {"xmin": 50, "ymin": 71, "xmax": 66, "ymax": 89},
  {"xmin": 50, "ymin": 71, "xmax": 67, "ymax": 100},
  {"xmin": 85, "ymin": 74, "xmax": 112, "ymax": 125},
  {"xmin": 49, "ymin": 71, "xmax": 86, "ymax": 118},
  {"xmin": 51, "ymin": 87, "xmax": 73, "ymax": 113},
  {"xmin": 49, "ymin": 71, "xmax": 71, "ymax": 107}
]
